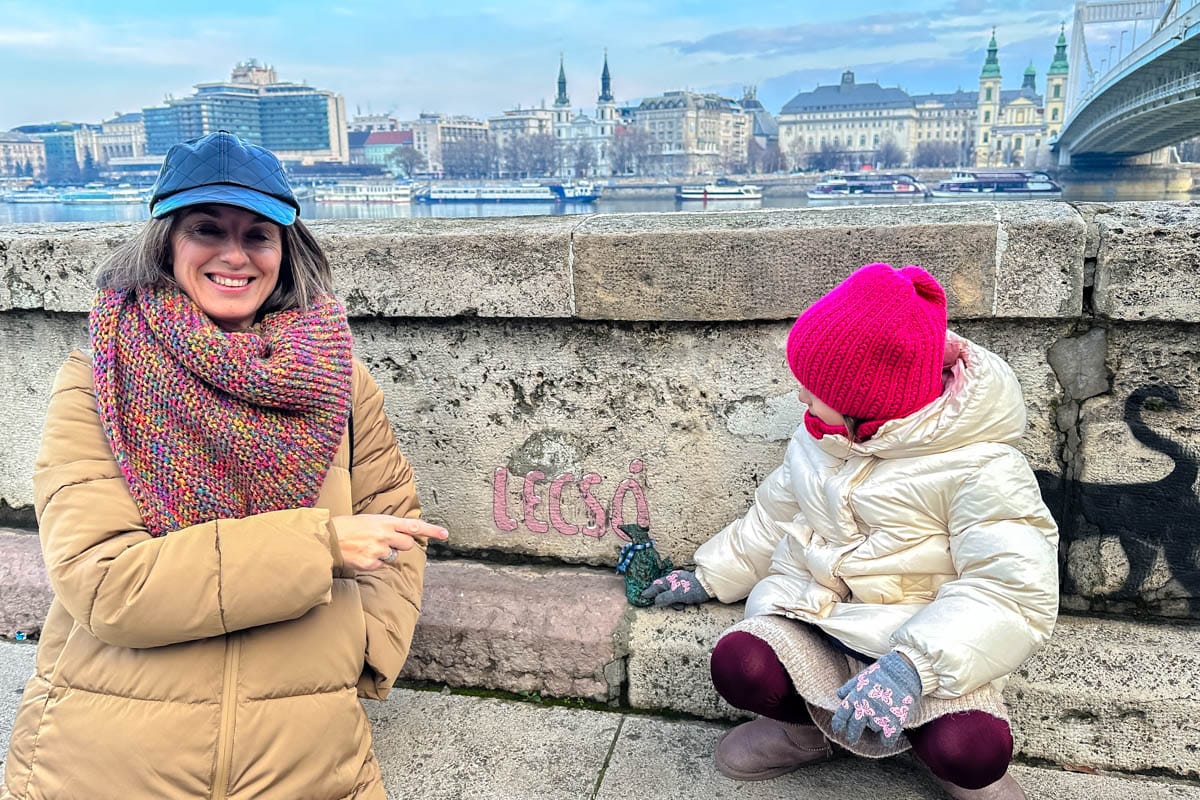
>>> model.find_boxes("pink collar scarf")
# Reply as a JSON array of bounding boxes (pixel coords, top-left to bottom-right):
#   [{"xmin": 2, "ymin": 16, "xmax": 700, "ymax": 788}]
[{"xmin": 90, "ymin": 285, "xmax": 354, "ymax": 537}]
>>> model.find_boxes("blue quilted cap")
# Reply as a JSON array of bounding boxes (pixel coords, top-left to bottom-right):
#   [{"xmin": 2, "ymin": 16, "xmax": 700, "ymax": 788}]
[{"xmin": 149, "ymin": 131, "xmax": 299, "ymax": 226}]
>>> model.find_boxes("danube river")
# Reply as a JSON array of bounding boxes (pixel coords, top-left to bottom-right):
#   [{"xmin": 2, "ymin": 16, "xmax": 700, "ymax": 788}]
[{"xmin": 0, "ymin": 191, "xmax": 1192, "ymax": 225}]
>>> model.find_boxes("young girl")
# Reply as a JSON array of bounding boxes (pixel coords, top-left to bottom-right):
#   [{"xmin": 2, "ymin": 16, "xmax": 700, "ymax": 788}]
[{"xmin": 642, "ymin": 263, "xmax": 1058, "ymax": 800}]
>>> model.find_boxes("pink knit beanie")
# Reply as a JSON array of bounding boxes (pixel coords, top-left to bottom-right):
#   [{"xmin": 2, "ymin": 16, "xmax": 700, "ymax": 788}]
[{"xmin": 786, "ymin": 262, "xmax": 947, "ymax": 422}]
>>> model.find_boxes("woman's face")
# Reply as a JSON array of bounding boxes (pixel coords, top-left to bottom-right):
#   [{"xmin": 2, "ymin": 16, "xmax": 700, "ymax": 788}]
[
  {"xmin": 170, "ymin": 204, "xmax": 283, "ymax": 332},
  {"xmin": 797, "ymin": 384, "xmax": 846, "ymax": 426}
]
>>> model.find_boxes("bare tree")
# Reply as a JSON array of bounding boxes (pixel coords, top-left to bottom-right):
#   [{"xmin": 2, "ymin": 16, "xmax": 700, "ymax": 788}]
[
  {"xmin": 785, "ymin": 136, "xmax": 808, "ymax": 172},
  {"xmin": 387, "ymin": 145, "xmax": 427, "ymax": 178},
  {"xmin": 608, "ymin": 127, "xmax": 655, "ymax": 176},
  {"xmin": 571, "ymin": 140, "xmax": 596, "ymax": 178},
  {"xmin": 525, "ymin": 133, "xmax": 562, "ymax": 178},
  {"xmin": 912, "ymin": 140, "xmax": 960, "ymax": 168},
  {"xmin": 442, "ymin": 138, "xmax": 499, "ymax": 179},
  {"xmin": 873, "ymin": 137, "xmax": 907, "ymax": 168},
  {"xmin": 808, "ymin": 140, "xmax": 845, "ymax": 172},
  {"xmin": 760, "ymin": 142, "xmax": 786, "ymax": 173},
  {"xmin": 746, "ymin": 139, "xmax": 765, "ymax": 173}
]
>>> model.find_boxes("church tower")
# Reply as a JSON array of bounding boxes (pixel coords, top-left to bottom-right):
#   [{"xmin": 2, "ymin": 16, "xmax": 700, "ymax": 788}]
[
  {"xmin": 1045, "ymin": 25, "xmax": 1069, "ymax": 140},
  {"xmin": 553, "ymin": 54, "xmax": 572, "ymax": 141},
  {"xmin": 976, "ymin": 28, "xmax": 1003, "ymax": 166},
  {"xmin": 596, "ymin": 50, "xmax": 615, "ymax": 137}
]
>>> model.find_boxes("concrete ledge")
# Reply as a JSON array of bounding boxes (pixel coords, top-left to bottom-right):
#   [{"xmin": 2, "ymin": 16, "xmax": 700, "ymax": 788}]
[
  {"xmin": 399, "ymin": 560, "xmax": 628, "ymax": 703},
  {"xmin": 1, "ymin": 203, "xmax": 1091, "ymax": 321}
]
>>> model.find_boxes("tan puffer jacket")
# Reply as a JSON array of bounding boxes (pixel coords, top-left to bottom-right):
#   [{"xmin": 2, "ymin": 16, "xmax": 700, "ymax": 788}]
[
  {"xmin": 3, "ymin": 352, "xmax": 426, "ymax": 800},
  {"xmin": 694, "ymin": 334, "xmax": 1059, "ymax": 699}
]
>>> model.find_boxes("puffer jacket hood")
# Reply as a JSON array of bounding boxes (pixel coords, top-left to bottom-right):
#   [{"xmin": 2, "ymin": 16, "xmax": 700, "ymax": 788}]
[{"xmin": 694, "ymin": 334, "xmax": 1059, "ymax": 700}]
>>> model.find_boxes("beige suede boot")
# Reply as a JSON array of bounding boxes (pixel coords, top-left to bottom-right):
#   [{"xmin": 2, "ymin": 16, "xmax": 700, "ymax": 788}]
[
  {"xmin": 714, "ymin": 717, "xmax": 833, "ymax": 781},
  {"xmin": 934, "ymin": 771, "xmax": 1027, "ymax": 799}
]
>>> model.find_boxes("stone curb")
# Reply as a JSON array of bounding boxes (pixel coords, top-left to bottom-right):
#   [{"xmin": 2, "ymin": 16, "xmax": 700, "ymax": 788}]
[{"xmin": 2, "ymin": 530, "xmax": 1197, "ymax": 778}]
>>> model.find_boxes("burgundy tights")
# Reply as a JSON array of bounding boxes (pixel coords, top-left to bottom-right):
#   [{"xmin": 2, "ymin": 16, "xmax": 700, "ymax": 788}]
[{"xmin": 710, "ymin": 631, "xmax": 1013, "ymax": 790}]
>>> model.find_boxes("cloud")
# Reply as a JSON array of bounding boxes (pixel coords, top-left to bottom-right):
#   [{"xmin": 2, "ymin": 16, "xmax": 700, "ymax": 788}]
[{"xmin": 665, "ymin": 14, "xmax": 940, "ymax": 57}]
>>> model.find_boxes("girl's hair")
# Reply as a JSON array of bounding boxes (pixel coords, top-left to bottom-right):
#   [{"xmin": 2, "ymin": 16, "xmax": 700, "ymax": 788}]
[
  {"xmin": 842, "ymin": 415, "xmax": 863, "ymax": 443},
  {"xmin": 94, "ymin": 211, "xmax": 335, "ymax": 315}
]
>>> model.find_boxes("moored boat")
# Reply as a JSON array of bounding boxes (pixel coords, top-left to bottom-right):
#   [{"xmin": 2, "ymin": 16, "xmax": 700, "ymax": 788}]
[
  {"xmin": 2, "ymin": 188, "xmax": 60, "ymax": 204},
  {"xmin": 416, "ymin": 181, "xmax": 600, "ymax": 203},
  {"xmin": 58, "ymin": 185, "xmax": 148, "ymax": 205},
  {"xmin": 805, "ymin": 172, "xmax": 926, "ymax": 202},
  {"xmin": 928, "ymin": 170, "xmax": 1062, "ymax": 200},
  {"xmin": 676, "ymin": 178, "xmax": 762, "ymax": 201},
  {"xmin": 314, "ymin": 181, "xmax": 413, "ymax": 203}
]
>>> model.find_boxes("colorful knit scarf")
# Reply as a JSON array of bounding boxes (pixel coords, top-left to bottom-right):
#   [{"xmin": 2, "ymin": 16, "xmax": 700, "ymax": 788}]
[{"xmin": 90, "ymin": 284, "xmax": 354, "ymax": 537}]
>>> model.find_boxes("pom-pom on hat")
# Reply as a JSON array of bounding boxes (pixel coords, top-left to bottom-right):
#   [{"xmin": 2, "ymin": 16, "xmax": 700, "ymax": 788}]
[{"xmin": 786, "ymin": 263, "xmax": 948, "ymax": 422}]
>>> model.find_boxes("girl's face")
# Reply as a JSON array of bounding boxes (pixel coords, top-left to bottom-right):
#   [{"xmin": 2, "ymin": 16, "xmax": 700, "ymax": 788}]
[
  {"xmin": 797, "ymin": 384, "xmax": 846, "ymax": 426},
  {"xmin": 170, "ymin": 204, "xmax": 283, "ymax": 332}
]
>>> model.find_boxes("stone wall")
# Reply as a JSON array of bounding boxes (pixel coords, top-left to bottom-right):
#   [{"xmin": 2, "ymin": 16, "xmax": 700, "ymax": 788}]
[{"xmin": 1, "ymin": 201, "xmax": 1198, "ymax": 619}]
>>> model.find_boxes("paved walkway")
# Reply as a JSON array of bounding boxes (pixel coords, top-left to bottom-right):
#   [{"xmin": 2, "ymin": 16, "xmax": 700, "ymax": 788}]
[{"xmin": 1, "ymin": 641, "xmax": 1196, "ymax": 799}]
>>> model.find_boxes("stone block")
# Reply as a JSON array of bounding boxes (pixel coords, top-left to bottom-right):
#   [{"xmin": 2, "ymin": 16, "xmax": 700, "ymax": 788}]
[
  {"xmin": 399, "ymin": 560, "xmax": 630, "ymax": 703},
  {"xmin": 1093, "ymin": 202, "xmax": 1200, "ymax": 321},
  {"xmin": 0, "ymin": 530, "xmax": 49, "ymax": 639},
  {"xmin": 309, "ymin": 217, "xmax": 578, "ymax": 318},
  {"xmin": 0, "ymin": 312, "xmax": 88, "ymax": 517},
  {"xmin": 1009, "ymin": 615, "xmax": 1200, "ymax": 777},
  {"xmin": 994, "ymin": 201, "xmax": 1086, "ymax": 318},
  {"xmin": 1064, "ymin": 324, "xmax": 1200, "ymax": 617},
  {"xmin": 0, "ymin": 223, "xmax": 131, "ymax": 313},
  {"xmin": 624, "ymin": 602, "xmax": 747, "ymax": 720},
  {"xmin": 572, "ymin": 203, "xmax": 1083, "ymax": 322}
]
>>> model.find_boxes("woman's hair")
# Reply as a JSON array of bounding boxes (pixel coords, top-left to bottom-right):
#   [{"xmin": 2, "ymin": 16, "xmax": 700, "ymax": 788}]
[{"xmin": 94, "ymin": 212, "xmax": 335, "ymax": 315}]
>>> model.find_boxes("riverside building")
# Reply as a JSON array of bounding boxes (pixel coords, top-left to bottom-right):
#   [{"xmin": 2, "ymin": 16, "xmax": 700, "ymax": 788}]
[{"xmin": 142, "ymin": 60, "xmax": 349, "ymax": 164}]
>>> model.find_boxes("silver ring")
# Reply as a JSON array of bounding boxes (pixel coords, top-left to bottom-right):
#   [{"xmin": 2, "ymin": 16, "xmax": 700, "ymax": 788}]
[{"xmin": 381, "ymin": 547, "xmax": 399, "ymax": 564}]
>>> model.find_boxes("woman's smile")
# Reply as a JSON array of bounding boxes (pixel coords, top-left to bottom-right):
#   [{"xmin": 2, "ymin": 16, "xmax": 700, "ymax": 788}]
[{"xmin": 170, "ymin": 204, "xmax": 282, "ymax": 331}]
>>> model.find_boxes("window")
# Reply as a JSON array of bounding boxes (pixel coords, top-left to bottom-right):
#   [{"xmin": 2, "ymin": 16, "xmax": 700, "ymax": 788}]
[
  {"xmin": 985, "ymin": 87, "xmax": 993, "ymax": 101},
  {"xmin": 983, "ymin": 132, "xmax": 989, "ymax": 143},
  {"xmin": 984, "ymin": 111, "xmax": 991, "ymax": 123},
  {"xmin": 1053, "ymin": 84, "xmax": 1061, "ymax": 98},
  {"xmin": 1052, "ymin": 108, "xmax": 1059, "ymax": 121}
]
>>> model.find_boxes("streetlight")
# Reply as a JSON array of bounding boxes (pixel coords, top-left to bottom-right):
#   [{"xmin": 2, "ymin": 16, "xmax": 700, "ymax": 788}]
[{"xmin": 1119, "ymin": 30, "xmax": 1128, "ymax": 62}]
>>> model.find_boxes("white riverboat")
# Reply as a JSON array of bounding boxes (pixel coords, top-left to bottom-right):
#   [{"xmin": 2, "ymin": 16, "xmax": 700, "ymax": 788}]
[
  {"xmin": 417, "ymin": 181, "xmax": 600, "ymax": 203},
  {"xmin": 929, "ymin": 170, "xmax": 1062, "ymax": 200},
  {"xmin": 676, "ymin": 178, "xmax": 763, "ymax": 201},
  {"xmin": 58, "ymin": 185, "xmax": 148, "ymax": 205},
  {"xmin": 314, "ymin": 181, "xmax": 413, "ymax": 203},
  {"xmin": 2, "ymin": 188, "xmax": 60, "ymax": 203},
  {"xmin": 805, "ymin": 172, "xmax": 927, "ymax": 202}
]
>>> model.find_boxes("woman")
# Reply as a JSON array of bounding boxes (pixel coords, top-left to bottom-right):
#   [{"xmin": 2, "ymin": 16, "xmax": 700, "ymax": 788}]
[{"xmin": 2, "ymin": 130, "xmax": 447, "ymax": 800}]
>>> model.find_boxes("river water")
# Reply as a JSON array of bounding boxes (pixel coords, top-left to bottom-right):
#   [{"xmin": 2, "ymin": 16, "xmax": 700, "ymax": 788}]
[{"xmin": 0, "ymin": 191, "xmax": 1192, "ymax": 225}]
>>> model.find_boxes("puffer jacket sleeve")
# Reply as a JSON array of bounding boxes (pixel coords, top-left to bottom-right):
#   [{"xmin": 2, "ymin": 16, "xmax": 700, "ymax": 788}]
[
  {"xmin": 34, "ymin": 354, "xmax": 343, "ymax": 650},
  {"xmin": 694, "ymin": 451, "xmax": 806, "ymax": 603},
  {"xmin": 891, "ymin": 448, "xmax": 1059, "ymax": 698},
  {"xmin": 349, "ymin": 360, "xmax": 426, "ymax": 700}
]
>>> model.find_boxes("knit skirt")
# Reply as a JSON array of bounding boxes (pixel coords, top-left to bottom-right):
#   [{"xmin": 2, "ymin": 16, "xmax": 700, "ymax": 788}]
[{"xmin": 721, "ymin": 615, "xmax": 1009, "ymax": 758}]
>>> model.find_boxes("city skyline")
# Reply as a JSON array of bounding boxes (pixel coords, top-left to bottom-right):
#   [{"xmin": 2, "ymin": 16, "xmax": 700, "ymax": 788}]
[{"xmin": 0, "ymin": 1, "xmax": 1091, "ymax": 130}]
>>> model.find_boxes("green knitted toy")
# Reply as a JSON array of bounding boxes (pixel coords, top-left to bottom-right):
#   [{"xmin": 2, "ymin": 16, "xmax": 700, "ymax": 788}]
[{"xmin": 615, "ymin": 523, "xmax": 674, "ymax": 607}]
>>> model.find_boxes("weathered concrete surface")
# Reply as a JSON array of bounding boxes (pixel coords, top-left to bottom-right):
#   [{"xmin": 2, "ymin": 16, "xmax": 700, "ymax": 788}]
[
  {"xmin": 1093, "ymin": 202, "xmax": 1200, "ymax": 322},
  {"xmin": 0, "ymin": 222, "xmax": 130, "ymax": 313},
  {"xmin": 1007, "ymin": 615, "xmax": 1200, "ymax": 777},
  {"xmin": 572, "ymin": 202, "xmax": 1085, "ymax": 321},
  {"xmin": 0, "ymin": 313, "xmax": 1069, "ymax": 570},
  {"xmin": 623, "ymin": 604, "xmax": 1200, "ymax": 778},
  {"xmin": 399, "ymin": 560, "xmax": 629, "ymax": 703},
  {"xmin": 1062, "ymin": 324, "xmax": 1200, "ymax": 617},
  {"xmin": 0, "ymin": 312, "xmax": 87, "ymax": 518},
  {"xmin": 311, "ymin": 216, "xmax": 580, "ymax": 319}
]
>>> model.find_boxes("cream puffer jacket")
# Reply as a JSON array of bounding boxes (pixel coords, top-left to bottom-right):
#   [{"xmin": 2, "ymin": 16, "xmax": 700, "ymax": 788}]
[
  {"xmin": 3, "ymin": 354, "xmax": 425, "ymax": 800},
  {"xmin": 694, "ymin": 334, "xmax": 1059, "ymax": 699}
]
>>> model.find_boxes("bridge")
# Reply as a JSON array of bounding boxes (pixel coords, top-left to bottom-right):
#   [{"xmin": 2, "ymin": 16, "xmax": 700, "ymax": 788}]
[{"xmin": 1056, "ymin": 0, "xmax": 1200, "ymax": 165}]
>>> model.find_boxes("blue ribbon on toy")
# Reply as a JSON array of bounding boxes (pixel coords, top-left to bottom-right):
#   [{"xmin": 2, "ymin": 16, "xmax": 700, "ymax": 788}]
[{"xmin": 616, "ymin": 539, "xmax": 656, "ymax": 574}]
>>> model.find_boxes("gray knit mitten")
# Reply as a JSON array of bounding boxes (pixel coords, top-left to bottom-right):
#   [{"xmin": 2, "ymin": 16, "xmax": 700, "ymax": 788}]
[
  {"xmin": 831, "ymin": 651, "xmax": 922, "ymax": 744},
  {"xmin": 639, "ymin": 569, "xmax": 711, "ymax": 607}
]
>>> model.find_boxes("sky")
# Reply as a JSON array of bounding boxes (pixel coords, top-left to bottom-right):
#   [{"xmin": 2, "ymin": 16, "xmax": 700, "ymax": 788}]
[{"xmin": 0, "ymin": 0, "xmax": 1120, "ymax": 131}]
